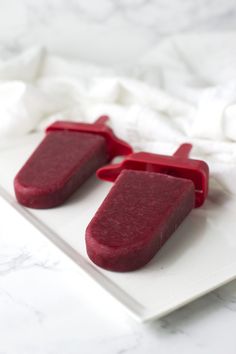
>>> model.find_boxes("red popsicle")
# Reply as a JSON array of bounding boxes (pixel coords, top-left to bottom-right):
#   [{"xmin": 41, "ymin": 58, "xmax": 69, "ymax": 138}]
[
  {"xmin": 86, "ymin": 144, "xmax": 209, "ymax": 272},
  {"xmin": 14, "ymin": 116, "xmax": 132, "ymax": 209}
]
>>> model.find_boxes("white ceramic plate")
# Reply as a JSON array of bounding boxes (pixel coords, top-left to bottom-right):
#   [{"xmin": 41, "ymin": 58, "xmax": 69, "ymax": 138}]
[{"xmin": 1, "ymin": 133, "xmax": 236, "ymax": 322}]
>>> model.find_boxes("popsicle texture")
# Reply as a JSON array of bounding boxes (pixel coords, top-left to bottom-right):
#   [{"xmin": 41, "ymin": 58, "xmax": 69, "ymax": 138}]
[
  {"xmin": 86, "ymin": 170, "xmax": 195, "ymax": 272},
  {"xmin": 14, "ymin": 130, "xmax": 108, "ymax": 208}
]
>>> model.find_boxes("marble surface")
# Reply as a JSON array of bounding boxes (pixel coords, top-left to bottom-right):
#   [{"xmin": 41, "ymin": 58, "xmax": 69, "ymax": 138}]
[
  {"xmin": 0, "ymin": 0, "xmax": 236, "ymax": 66},
  {"xmin": 1, "ymin": 0, "xmax": 236, "ymax": 353},
  {"xmin": 1, "ymin": 194, "xmax": 236, "ymax": 354}
]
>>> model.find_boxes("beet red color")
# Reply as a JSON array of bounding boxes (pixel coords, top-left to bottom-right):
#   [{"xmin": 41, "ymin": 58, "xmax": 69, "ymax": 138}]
[
  {"xmin": 86, "ymin": 143, "xmax": 209, "ymax": 272},
  {"xmin": 14, "ymin": 131, "xmax": 108, "ymax": 208},
  {"xmin": 97, "ymin": 143, "xmax": 209, "ymax": 208},
  {"xmin": 86, "ymin": 170, "xmax": 195, "ymax": 272},
  {"xmin": 14, "ymin": 116, "xmax": 132, "ymax": 209}
]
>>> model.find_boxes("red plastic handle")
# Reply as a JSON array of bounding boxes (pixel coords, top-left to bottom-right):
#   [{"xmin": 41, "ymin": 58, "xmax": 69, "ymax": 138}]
[
  {"xmin": 97, "ymin": 143, "xmax": 209, "ymax": 208},
  {"xmin": 46, "ymin": 116, "xmax": 133, "ymax": 160}
]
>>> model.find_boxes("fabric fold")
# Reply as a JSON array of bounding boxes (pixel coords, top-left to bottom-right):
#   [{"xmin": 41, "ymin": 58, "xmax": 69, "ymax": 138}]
[{"xmin": 2, "ymin": 34, "xmax": 236, "ymax": 196}]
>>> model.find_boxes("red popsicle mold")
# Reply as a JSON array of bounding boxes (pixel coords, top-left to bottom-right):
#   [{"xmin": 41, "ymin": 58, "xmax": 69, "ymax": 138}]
[
  {"xmin": 46, "ymin": 116, "xmax": 133, "ymax": 160},
  {"xmin": 97, "ymin": 143, "xmax": 209, "ymax": 207}
]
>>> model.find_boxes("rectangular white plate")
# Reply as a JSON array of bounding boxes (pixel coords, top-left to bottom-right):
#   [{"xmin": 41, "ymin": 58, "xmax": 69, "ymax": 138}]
[{"xmin": 1, "ymin": 133, "xmax": 236, "ymax": 322}]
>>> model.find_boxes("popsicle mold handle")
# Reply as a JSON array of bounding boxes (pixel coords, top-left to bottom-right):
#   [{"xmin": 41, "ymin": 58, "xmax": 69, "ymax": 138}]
[
  {"xmin": 173, "ymin": 143, "xmax": 193, "ymax": 158},
  {"xmin": 46, "ymin": 116, "xmax": 133, "ymax": 160},
  {"xmin": 97, "ymin": 143, "xmax": 209, "ymax": 208},
  {"xmin": 94, "ymin": 115, "xmax": 109, "ymax": 125}
]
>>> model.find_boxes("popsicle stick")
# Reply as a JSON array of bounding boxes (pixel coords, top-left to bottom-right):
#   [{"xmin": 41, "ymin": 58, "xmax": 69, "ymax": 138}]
[
  {"xmin": 173, "ymin": 143, "xmax": 192, "ymax": 158},
  {"xmin": 95, "ymin": 115, "xmax": 109, "ymax": 125}
]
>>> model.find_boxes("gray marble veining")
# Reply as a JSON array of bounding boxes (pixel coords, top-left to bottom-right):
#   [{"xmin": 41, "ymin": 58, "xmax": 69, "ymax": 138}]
[{"xmin": 1, "ymin": 0, "xmax": 236, "ymax": 65}]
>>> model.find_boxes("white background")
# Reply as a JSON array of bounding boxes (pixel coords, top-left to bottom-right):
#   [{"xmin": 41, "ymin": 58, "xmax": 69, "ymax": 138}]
[
  {"xmin": 1, "ymin": 0, "xmax": 236, "ymax": 65},
  {"xmin": 1, "ymin": 1, "xmax": 236, "ymax": 353}
]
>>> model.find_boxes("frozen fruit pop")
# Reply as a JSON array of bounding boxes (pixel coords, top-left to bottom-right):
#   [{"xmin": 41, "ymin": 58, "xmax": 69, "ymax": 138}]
[
  {"xmin": 14, "ymin": 116, "xmax": 132, "ymax": 209},
  {"xmin": 86, "ymin": 144, "xmax": 209, "ymax": 272}
]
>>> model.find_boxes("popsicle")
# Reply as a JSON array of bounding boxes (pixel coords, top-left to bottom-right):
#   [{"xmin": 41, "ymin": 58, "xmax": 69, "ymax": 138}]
[
  {"xmin": 14, "ymin": 116, "xmax": 132, "ymax": 209},
  {"xmin": 86, "ymin": 144, "xmax": 209, "ymax": 272}
]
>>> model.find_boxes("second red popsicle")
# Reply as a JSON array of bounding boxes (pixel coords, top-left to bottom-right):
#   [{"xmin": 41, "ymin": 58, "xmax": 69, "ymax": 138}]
[{"xmin": 86, "ymin": 144, "xmax": 209, "ymax": 272}]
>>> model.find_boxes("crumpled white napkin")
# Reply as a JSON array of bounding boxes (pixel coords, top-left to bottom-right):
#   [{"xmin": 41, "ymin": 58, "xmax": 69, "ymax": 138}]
[{"xmin": 1, "ymin": 34, "xmax": 236, "ymax": 195}]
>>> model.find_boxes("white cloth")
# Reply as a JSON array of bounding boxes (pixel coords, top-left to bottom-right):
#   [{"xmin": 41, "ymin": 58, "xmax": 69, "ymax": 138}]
[{"xmin": 1, "ymin": 35, "xmax": 236, "ymax": 195}]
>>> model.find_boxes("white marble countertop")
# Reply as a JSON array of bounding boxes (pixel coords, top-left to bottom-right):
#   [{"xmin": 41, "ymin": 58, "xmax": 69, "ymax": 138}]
[
  {"xmin": 1, "ymin": 193, "xmax": 236, "ymax": 354},
  {"xmin": 1, "ymin": 1, "xmax": 236, "ymax": 353}
]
